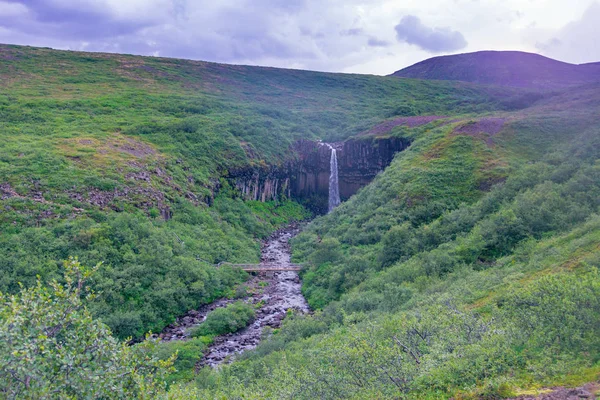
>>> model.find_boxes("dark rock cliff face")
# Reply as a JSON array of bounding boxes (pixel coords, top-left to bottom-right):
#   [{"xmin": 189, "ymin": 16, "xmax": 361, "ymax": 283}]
[
  {"xmin": 337, "ymin": 137, "xmax": 411, "ymax": 200},
  {"xmin": 229, "ymin": 166, "xmax": 291, "ymax": 203},
  {"xmin": 228, "ymin": 137, "xmax": 411, "ymax": 213}
]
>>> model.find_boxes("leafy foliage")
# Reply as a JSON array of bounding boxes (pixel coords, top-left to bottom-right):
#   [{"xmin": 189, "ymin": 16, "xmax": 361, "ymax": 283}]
[
  {"xmin": 190, "ymin": 301, "xmax": 256, "ymax": 338},
  {"xmin": 0, "ymin": 258, "xmax": 174, "ymax": 399},
  {"xmin": 0, "ymin": 210, "xmax": 253, "ymax": 340},
  {"xmin": 154, "ymin": 337, "xmax": 213, "ymax": 385}
]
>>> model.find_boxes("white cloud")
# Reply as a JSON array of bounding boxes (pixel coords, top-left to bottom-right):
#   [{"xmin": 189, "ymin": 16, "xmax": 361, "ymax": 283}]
[
  {"xmin": 536, "ymin": 2, "xmax": 600, "ymax": 64},
  {"xmin": 0, "ymin": 1, "xmax": 27, "ymax": 17},
  {"xmin": 0, "ymin": 0, "xmax": 597, "ymax": 74}
]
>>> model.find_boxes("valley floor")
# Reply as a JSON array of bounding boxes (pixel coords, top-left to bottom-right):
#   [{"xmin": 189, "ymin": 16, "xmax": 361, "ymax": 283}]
[{"xmin": 156, "ymin": 224, "xmax": 310, "ymax": 370}]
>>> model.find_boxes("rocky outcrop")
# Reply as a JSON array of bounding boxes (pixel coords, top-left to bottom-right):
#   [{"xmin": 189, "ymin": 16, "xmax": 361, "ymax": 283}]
[
  {"xmin": 228, "ymin": 137, "xmax": 411, "ymax": 213},
  {"xmin": 287, "ymin": 137, "xmax": 411, "ymax": 212},
  {"xmin": 287, "ymin": 140, "xmax": 332, "ymax": 210},
  {"xmin": 229, "ymin": 166, "xmax": 291, "ymax": 202},
  {"xmin": 337, "ymin": 137, "xmax": 411, "ymax": 199}
]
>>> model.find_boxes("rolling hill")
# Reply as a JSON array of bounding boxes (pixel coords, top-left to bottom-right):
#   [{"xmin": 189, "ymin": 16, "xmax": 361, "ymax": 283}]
[{"xmin": 391, "ymin": 50, "xmax": 600, "ymax": 88}]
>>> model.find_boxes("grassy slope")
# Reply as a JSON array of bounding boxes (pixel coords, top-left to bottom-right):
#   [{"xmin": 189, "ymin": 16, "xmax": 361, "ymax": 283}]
[
  {"xmin": 0, "ymin": 44, "xmax": 524, "ymax": 340},
  {"xmin": 296, "ymin": 84, "xmax": 600, "ymax": 308},
  {"xmin": 2, "ymin": 45, "xmax": 598, "ymax": 397},
  {"xmin": 170, "ymin": 82, "xmax": 600, "ymax": 397},
  {"xmin": 0, "ymin": 44, "xmax": 530, "ymax": 214}
]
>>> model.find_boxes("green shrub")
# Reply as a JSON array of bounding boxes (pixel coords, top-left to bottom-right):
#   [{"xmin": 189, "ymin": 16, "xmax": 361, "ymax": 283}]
[
  {"xmin": 501, "ymin": 269, "xmax": 600, "ymax": 358},
  {"xmin": 0, "ymin": 258, "xmax": 174, "ymax": 398},
  {"xmin": 154, "ymin": 336, "xmax": 213, "ymax": 384},
  {"xmin": 0, "ymin": 211, "xmax": 251, "ymax": 340},
  {"xmin": 190, "ymin": 301, "xmax": 255, "ymax": 337},
  {"xmin": 309, "ymin": 238, "xmax": 342, "ymax": 265}
]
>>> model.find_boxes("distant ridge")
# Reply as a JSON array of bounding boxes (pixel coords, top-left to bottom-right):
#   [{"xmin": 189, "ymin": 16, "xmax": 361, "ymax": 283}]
[{"xmin": 391, "ymin": 50, "xmax": 600, "ymax": 88}]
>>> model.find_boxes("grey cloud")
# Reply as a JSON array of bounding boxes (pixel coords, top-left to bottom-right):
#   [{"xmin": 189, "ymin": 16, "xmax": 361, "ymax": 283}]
[
  {"xmin": 394, "ymin": 15, "xmax": 467, "ymax": 53},
  {"xmin": 536, "ymin": 2, "xmax": 600, "ymax": 64},
  {"xmin": 339, "ymin": 28, "xmax": 391, "ymax": 48},
  {"xmin": 0, "ymin": 0, "xmax": 412, "ymax": 74},
  {"xmin": 536, "ymin": 37, "xmax": 562, "ymax": 52},
  {"xmin": 0, "ymin": 0, "xmax": 156, "ymax": 39},
  {"xmin": 299, "ymin": 27, "xmax": 326, "ymax": 39},
  {"xmin": 18, "ymin": 0, "xmax": 107, "ymax": 24},
  {"xmin": 0, "ymin": 0, "xmax": 311, "ymax": 62},
  {"xmin": 342, "ymin": 28, "xmax": 363, "ymax": 36},
  {"xmin": 208, "ymin": 6, "xmax": 315, "ymax": 61},
  {"xmin": 367, "ymin": 37, "xmax": 390, "ymax": 47},
  {"xmin": 172, "ymin": 0, "xmax": 187, "ymax": 19},
  {"xmin": 251, "ymin": 0, "xmax": 307, "ymax": 13}
]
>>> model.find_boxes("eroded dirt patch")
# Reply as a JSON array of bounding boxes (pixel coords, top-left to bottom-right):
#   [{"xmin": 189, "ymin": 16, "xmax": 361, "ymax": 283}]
[
  {"xmin": 511, "ymin": 382, "xmax": 599, "ymax": 399},
  {"xmin": 110, "ymin": 136, "xmax": 157, "ymax": 158},
  {"xmin": 453, "ymin": 117, "xmax": 506, "ymax": 146},
  {"xmin": 61, "ymin": 134, "xmax": 160, "ymax": 162}
]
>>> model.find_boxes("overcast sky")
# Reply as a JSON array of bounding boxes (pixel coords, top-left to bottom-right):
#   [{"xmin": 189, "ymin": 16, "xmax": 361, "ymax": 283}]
[{"xmin": 0, "ymin": 0, "xmax": 598, "ymax": 75}]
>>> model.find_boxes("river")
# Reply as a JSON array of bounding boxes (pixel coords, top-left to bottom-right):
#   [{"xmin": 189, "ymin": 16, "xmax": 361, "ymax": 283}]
[{"xmin": 157, "ymin": 224, "xmax": 310, "ymax": 367}]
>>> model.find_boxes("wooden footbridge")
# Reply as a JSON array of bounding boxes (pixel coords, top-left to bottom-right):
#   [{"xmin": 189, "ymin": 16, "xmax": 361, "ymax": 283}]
[{"xmin": 218, "ymin": 263, "xmax": 304, "ymax": 272}]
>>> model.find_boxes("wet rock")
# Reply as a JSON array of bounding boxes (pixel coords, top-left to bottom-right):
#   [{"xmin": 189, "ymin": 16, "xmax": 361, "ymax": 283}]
[{"xmin": 191, "ymin": 225, "xmax": 310, "ymax": 368}]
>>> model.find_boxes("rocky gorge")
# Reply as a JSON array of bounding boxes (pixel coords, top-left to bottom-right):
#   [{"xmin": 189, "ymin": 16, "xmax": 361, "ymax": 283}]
[
  {"xmin": 157, "ymin": 224, "xmax": 310, "ymax": 367},
  {"xmin": 229, "ymin": 137, "xmax": 411, "ymax": 213}
]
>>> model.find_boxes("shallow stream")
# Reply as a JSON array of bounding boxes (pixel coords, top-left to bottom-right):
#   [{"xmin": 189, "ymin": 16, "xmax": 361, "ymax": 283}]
[{"xmin": 158, "ymin": 224, "xmax": 310, "ymax": 367}]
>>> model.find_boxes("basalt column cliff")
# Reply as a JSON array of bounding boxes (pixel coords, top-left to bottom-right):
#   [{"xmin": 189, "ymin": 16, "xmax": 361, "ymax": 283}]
[
  {"xmin": 230, "ymin": 137, "xmax": 411, "ymax": 213},
  {"xmin": 290, "ymin": 137, "xmax": 411, "ymax": 212}
]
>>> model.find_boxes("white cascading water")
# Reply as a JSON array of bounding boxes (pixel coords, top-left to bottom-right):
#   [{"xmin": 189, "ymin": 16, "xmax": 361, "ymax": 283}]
[{"xmin": 327, "ymin": 145, "xmax": 341, "ymax": 212}]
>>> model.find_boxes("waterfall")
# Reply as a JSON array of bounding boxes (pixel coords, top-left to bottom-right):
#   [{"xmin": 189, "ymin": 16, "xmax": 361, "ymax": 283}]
[
  {"xmin": 327, "ymin": 145, "xmax": 341, "ymax": 212},
  {"xmin": 319, "ymin": 142, "xmax": 341, "ymax": 212}
]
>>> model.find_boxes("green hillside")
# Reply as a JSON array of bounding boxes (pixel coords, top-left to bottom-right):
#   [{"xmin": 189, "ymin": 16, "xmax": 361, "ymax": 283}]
[
  {"xmin": 0, "ymin": 44, "xmax": 599, "ymax": 398},
  {"xmin": 0, "ymin": 44, "xmax": 525, "ymax": 337},
  {"xmin": 171, "ymin": 93, "xmax": 600, "ymax": 397},
  {"xmin": 171, "ymin": 74, "xmax": 600, "ymax": 396}
]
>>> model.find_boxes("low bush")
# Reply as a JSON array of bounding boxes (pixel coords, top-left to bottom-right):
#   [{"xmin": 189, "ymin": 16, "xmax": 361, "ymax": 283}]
[
  {"xmin": 0, "ymin": 258, "xmax": 174, "ymax": 398},
  {"xmin": 190, "ymin": 301, "xmax": 256, "ymax": 337},
  {"xmin": 154, "ymin": 336, "xmax": 213, "ymax": 384}
]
